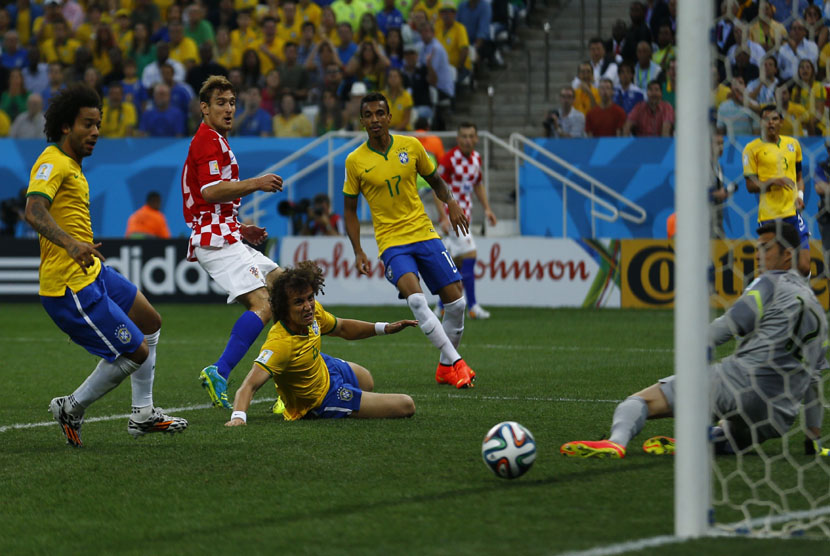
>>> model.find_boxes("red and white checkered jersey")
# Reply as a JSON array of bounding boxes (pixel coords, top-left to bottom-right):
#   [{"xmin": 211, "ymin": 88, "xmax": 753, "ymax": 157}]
[
  {"xmin": 181, "ymin": 122, "xmax": 241, "ymax": 261},
  {"xmin": 438, "ymin": 146, "xmax": 481, "ymax": 222}
]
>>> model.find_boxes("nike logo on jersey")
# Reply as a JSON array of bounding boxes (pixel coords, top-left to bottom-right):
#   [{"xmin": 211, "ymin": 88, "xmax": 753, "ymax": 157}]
[
  {"xmin": 364, "ymin": 166, "xmax": 376, "ymax": 173},
  {"xmin": 74, "ymin": 174, "xmax": 79, "ymax": 178}
]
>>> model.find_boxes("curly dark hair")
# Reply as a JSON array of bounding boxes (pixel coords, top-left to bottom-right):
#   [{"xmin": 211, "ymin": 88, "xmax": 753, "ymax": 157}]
[
  {"xmin": 44, "ymin": 83, "xmax": 102, "ymax": 143},
  {"xmin": 268, "ymin": 260, "xmax": 326, "ymax": 323}
]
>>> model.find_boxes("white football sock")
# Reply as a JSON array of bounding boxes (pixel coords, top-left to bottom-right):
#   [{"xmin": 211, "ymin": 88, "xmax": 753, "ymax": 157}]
[
  {"xmin": 68, "ymin": 356, "xmax": 140, "ymax": 416},
  {"xmin": 407, "ymin": 293, "xmax": 461, "ymax": 365},
  {"xmin": 609, "ymin": 396, "xmax": 648, "ymax": 449},
  {"xmin": 131, "ymin": 329, "xmax": 159, "ymax": 418},
  {"xmin": 442, "ymin": 296, "xmax": 466, "ymax": 350}
]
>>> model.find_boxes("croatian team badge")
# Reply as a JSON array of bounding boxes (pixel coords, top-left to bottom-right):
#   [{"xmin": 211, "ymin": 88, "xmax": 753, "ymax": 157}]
[
  {"xmin": 115, "ymin": 324, "xmax": 132, "ymax": 344},
  {"xmin": 398, "ymin": 151, "xmax": 409, "ymax": 164}
]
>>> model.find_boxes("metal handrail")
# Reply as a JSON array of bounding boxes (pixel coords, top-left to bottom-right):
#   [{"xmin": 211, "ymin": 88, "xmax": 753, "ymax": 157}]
[
  {"xmin": 509, "ymin": 132, "xmax": 648, "ymax": 233},
  {"xmin": 481, "ymin": 131, "xmax": 619, "ymax": 237},
  {"xmin": 239, "ymin": 131, "xmax": 364, "ymax": 224}
]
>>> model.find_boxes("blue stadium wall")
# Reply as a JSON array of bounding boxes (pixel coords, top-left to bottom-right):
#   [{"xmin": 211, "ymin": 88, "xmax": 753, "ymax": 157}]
[
  {"xmin": 2, "ymin": 136, "xmax": 827, "ymax": 239},
  {"xmin": 522, "ymin": 137, "xmax": 830, "ymax": 239}
]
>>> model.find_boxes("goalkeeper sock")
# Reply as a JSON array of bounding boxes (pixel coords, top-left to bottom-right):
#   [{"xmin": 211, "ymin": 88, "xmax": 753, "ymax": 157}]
[
  {"xmin": 215, "ymin": 311, "xmax": 265, "ymax": 380},
  {"xmin": 609, "ymin": 396, "xmax": 648, "ymax": 448},
  {"xmin": 407, "ymin": 292, "xmax": 461, "ymax": 365},
  {"xmin": 130, "ymin": 329, "xmax": 158, "ymax": 411},
  {"xmin": 69, "ymin": 357, "xmax": 141, "ymax": 415},
  {"xmin": 461, "ymin": 258, "xmax": 477, "ymax": 307},
  {"xmin": 442, "ymin": 296, "xmax": 466, "ymax": 350}
]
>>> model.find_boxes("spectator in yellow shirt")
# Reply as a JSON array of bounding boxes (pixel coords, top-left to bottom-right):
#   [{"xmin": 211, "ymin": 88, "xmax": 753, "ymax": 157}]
[
  {"xmin": 414, "ymin": 0, "xmax": 442, "ymax": 24},
  {"xmin": 573, "ymin": 62, "xmax": 600, "ymax": 115},
  {"xmin": 435, "ymin": 2, "xmax": 470, "ymax": 83},
  {"xmin": 298, "ymin": 0, "xmax": 323, "ymax": 27},
  {"xmin": 100, "ymin": 82, "xmax": 138, "ymax": 138},
  {"xmin": 256, "ymin": 16, "xmax": 286, "ymax": 74},
  {"xmin": 273, "ymin": 92, "xmax": 313, "ymax": 137},
  {"xmin": 231, "ymin": 9, "xmax": 259, "ymax": 53},
  {"xmin": 383, "ymin": 68, "xmax": 413, "ymax": 130},
  {"xmin": 168, "ymin": 20, "xmax": 200, "ymax": 70},
  {"xmin": 214, "ymin": 26, "xmax": 241, "ymax": 70},
  {"xmin": 42, "ymin": 19, "xmax": 82, "ymax": 66},
  {"xmin": 277, "ymin": 0, "xmax": 304, "ymax": 43}
]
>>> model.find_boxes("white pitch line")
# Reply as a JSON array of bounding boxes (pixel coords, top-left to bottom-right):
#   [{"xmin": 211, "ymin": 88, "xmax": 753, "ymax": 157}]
[
  {"xmin": 555, "ymin": 535, "xmax": 683, "ymax": 556},
  {"xmin": 0, "ymin": 393, "xmax": 619, "ymax": 434},
  {"xmin": 0, "ymin": 398, "xmax": 278, "ymax": 433},
  {"xmin": 0, "ymin": 337, "xmax": 674, "ymax": 354}
]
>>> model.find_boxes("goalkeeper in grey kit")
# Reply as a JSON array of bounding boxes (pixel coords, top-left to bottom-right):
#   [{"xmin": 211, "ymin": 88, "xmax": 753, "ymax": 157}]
[{"xmin": 560, "ymin": 221, "xmax": 829, "ymax": 458}]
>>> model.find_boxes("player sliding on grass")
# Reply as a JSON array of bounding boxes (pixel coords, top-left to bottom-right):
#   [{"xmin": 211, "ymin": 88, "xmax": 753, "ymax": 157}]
[
  {"xmin": 343, "ymin": 92, "xmax": 477, "ymax": 389},
  {"xmin": 181, "ymin": 75, "xmax": 285, "ymax": 410},
  {"xmin": 561, "ymin": 222, "xmax": 829, "ymax": 459},
  {"xmin": 225, "ymin": 261, "xmax": 417, "ymax": 426},
  {"xmin": 24, "ymin": 83, "xmax": 187, "ymax": 447}
]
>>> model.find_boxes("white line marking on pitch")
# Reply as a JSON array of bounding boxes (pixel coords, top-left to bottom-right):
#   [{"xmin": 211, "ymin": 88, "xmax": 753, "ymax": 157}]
[
  {"xmin": 555, "ymin": 535, "xmax": 683, "ymax": 556},
  {"xmin": 0, "ymin": 393, "xmax": 619, "ymax": 433},
  {"xmin": 0, "ymin": 337, "xmax": 674, "ymax": 354}
]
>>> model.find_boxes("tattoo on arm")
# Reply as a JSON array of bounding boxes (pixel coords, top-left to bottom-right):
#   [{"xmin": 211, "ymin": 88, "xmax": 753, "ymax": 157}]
[
  {"xmin": 426, "ymin": 174, "xmax": 453, "ymax": 203},
  {"xmin": 27, "ymin": 197, "xmax": 72, "ymax": 248}
]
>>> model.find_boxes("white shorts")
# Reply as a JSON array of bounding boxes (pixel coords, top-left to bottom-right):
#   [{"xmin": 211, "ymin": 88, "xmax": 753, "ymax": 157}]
[
  {"xmin": 442, "ymin": 230, "xmax": 476, "ymax": 258},
  {"xmin": 195, "ymin": 242, "xmax": 279, "ymax": 304}
]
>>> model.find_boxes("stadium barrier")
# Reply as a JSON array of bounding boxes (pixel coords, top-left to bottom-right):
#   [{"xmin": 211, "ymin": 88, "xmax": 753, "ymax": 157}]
[
  {"xmin": 5, "ymin": 237, "xmax": 826, "ymax": 309},
  {"xmin": 621, "ymin": 239, "xmax": 830, "ymax": 310}
]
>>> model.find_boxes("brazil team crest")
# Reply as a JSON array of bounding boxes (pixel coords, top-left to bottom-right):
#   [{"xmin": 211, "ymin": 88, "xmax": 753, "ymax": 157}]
[
  {"xmin": 385, "ymin": 264, "xmax": 394, "ymax": 281},
  {"xmin": 115, "ymin": 324, "xmax": 132, "ymax": 344},
  {"xmin": 312, "ymin": 320, "xmax": 319, "ymax": 335},
  {"xmin": 787, "ymin": 143, "xmax": 795, "ymax": 152},
  {"xmin": 337, "ymin": 387, "xmax": 353, "ymax": 401},
  {"xmin": 398, "ymin": 151, "xmax": 409, "ymax": 164}
]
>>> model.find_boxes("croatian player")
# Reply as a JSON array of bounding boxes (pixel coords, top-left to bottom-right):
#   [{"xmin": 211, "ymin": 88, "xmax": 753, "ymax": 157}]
[
  {"xmin": 343, "ymin": 92, "xmax": 476, "ymax": 389},
  {"xmin": 743, "ymin": 104, "xmax": 810, "ymax": 276},
  {"xmin": 24, "ymin": 83, "xmax": 187, "ymax": 446},
  {"xmin": 432, "ymin": 122, "xmax": 497, "ymax": 319},
  {"xmin": 182, "ymin": 75, "xmax": 285, "ymax": 409},
  {"xmin": 561, "ymin": 222, "xmax": 828, "ymax": 458},
  {"xmin": 225, "ymin": 261, "xmax": 417, "ymax": 425}
]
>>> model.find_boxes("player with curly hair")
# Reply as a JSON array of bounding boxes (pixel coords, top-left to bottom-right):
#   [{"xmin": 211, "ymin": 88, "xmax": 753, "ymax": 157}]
[
  {"xmin": 25, "ymin": 83, "xmax": 187, "ymax": 447},
  {"xmin": 225, "ymin": 260, "xmax": 417, "ymax": 425}
]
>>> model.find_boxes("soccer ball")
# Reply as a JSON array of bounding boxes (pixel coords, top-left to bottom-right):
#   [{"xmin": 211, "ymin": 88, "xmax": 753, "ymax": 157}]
[{"xmin": 481, "ymin": 421, "xmax": 537, "ymax": 479}]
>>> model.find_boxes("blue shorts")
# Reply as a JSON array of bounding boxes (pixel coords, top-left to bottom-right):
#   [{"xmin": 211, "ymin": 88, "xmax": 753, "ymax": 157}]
[
  {"xmin": 308, "ymin": 354, "xmax": 363, "ymax": 419},
  {"xmin": 41, "ymin": 265, "xmax": 143, "ymax": 362},
  {"xmin": 759, "ymin": 214, "xmax": 810, "ymax": 250},
  {"xmin": 380, "ymin": 238, "xmax": 460, "ymax": 295}
]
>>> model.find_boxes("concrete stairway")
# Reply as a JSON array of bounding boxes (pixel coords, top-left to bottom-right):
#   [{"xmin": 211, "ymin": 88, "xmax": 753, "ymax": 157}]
[{"xmin": 450, "ymin": 0, "xmax": 631, "ymax": 229}]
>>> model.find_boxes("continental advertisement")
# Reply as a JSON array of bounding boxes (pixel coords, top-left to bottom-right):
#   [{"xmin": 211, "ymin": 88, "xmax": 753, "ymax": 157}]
[{"xmin": 621, "ymin": 239, "xmax": 830, "ymax": 310}]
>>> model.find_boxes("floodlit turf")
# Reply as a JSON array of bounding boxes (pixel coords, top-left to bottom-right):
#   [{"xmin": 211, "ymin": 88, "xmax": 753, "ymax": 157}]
[{"xmin": 1, "ymin": 304, "xmax": 826, "ymax": 555}]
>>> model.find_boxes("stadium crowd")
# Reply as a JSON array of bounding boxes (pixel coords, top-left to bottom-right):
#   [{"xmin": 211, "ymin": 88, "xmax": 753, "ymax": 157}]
[
  {"xmin": 545, "ymin": 0, "xmax": 830, "ymax": 139},
  {"xmin": 0, "ymin": 0, "xmax": 527, "ymax": 137}
]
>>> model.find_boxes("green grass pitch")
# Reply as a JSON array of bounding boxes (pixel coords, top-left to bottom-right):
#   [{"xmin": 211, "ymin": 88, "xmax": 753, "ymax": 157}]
[{"xmin": 1, "ymin": 303, "xmax": 827, "ymax": 555}]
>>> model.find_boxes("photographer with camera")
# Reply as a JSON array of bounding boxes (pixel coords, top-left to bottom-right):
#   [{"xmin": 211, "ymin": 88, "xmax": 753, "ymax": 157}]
[
  {"xmin": 303, "ymin": 193, "xmax": 343, "ymax": 236},
  {"xmin": 543, "ymin": 86, "xmax": 585, "ymax": 138}
]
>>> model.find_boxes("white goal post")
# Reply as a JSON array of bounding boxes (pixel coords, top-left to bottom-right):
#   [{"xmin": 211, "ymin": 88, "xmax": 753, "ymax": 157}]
[{"xmin": 675, "ymin": 0, "xmax": 714, "ymax": 538}]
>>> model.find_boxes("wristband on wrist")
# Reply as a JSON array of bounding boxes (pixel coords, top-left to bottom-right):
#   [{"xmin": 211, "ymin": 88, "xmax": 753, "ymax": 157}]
[
  {"xmin": 375, "ymin": 322, "xmax": 388, "ymax": 335},
  {"xmin": 798, "ymin": 190, "xmax": 804, "ymax": 200},
  {"xmin": 231, "ymin": 410, "xmax": 247, "ymax": 423}
]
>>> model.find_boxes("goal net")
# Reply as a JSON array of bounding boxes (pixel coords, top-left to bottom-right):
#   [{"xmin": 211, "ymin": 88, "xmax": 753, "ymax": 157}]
[{"xmin": 680, "ymin": 0, "xmax": 830, "ymax": 538}]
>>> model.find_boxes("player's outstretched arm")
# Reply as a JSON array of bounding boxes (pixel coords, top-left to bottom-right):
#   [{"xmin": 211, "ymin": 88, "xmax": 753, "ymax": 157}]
[
  {"xmin": 225, "ymin": 365, "xmax": 272, "ymax": 426},
  {"xmin": 329, "ymin": 318, "xmax": 418, "ymax": 340},
  {"xmin": 425, "ymin": 172, "xmax": 469, "ymax": 236},
  {"xmin": 25, "ymin": 195, "xmax": 105, "ymax": 273},
  {"xmin": 343, "ymin": 195, "xmax": 370, "ymax": 275},
  {"xmin": 202, "ymin": 173, "xmax": 283, "ymax": 204}
]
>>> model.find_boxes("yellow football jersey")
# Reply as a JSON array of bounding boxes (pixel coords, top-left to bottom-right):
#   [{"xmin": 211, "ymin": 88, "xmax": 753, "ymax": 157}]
[
  {"xmin": 343, "ymin": 134, "xmax": 439, "ymax": 256},
  {"xmin": 742, "ymin": 135, "xmax": 802, "ymax": 221},
  {"xmin": 253, "ymin": 301, "xmax": 338, "ymax": 421},
  {"xmin": 27, "ymin": 145, "xmax": 101, "ymax": 297}
]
